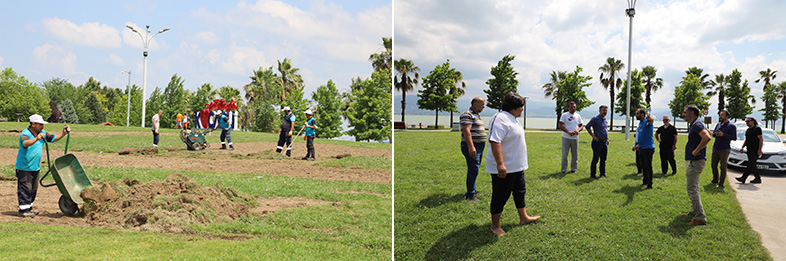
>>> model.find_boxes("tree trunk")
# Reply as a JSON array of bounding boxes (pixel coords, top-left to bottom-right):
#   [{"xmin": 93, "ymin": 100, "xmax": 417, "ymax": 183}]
[
  {"xmin": 782, "ymin": 96, "xmax": 786, "ymax": 133},
  {"xmin": 401, "ymin": 91, "xmax": 407, "ymax": 122},
  {"xmin": 450, "ymin": 111, "xmax": 454, "ymax": 130},
  {"xmin": 609, "ymin": 90, "xmax": 615, "ymax": 132},
  {"xmin": 435, "ymin": 109, "xmax": 439, "ymax": 129}
]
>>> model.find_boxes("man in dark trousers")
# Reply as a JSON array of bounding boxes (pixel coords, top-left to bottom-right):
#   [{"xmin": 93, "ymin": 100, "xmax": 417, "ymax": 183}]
[
  {"xmin": 656, "ymin": 115, "xmax": 678, "ymax": 175},
  {"xmin": 215, "ymin": 110, "xmax": 233, "ymax": 150},
  {"xmin": 711, "ymin": 110, "xmax": 736, "ymax": 188},
  {"xmin": 16, "ymin": 114, "xmax": 70, "ymax": 217},
  {"xmin": 634, "ymin": 108, "xmax": 655, "ymax": 189},
  {"xmin": 302, "ymin": 109, "xmax": 317, "ymax": 161},
  {"xmin": 276, "ymin": 107, "xmax": 296, "ymax": 157},
  {"xmin": 585, "ymin": 105, "xmax": 609, "ymax": 179}
]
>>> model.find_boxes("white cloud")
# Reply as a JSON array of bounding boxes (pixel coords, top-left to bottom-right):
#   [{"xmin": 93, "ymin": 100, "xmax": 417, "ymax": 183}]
[
  {"xmin": 41, "ymin": 17, "xmax": 121, "ymax": 48},
  {"xmin": 106, "ymin": 53, "xmax": 124, "ymax": 66},
  {"xmin": 219, "ymin": 43, "xmax": 268, "ymax": 75},
  {"xmin": 0, "ymin": 56, "xmax": 3, "ymax": 67},
  {"xmin": 192, "ymin": 31, "xmax": 221, "ymax": 46},
  {"xmin": 33, "ymin": 42, "xmax": 78, "ymax": 75}
]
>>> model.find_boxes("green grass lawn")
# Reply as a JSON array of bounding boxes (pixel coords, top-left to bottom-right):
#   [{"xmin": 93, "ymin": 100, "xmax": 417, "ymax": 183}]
[
  {"xmin": 394, "ymin": 130, "xmax": 771, "ymax": 260},
  {"xmin": 0, "ymin": 122, "xmax": 391, "ymax": 259}
]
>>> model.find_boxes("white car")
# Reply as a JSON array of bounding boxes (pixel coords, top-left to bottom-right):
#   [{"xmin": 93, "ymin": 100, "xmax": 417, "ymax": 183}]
[{"xmin": 728, "ymin": 127, "xmax": 786, "ymax": 172}]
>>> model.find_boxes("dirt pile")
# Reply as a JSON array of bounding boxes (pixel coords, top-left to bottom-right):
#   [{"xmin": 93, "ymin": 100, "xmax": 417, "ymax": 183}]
[{"xmin": 80, "ymin": 173, "xmax": 256, "ymax": 233}]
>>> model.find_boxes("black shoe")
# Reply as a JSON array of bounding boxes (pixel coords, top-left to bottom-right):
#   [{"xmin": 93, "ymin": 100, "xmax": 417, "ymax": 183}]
[
  {"xmin": 750, "ymin": 179, "xmax": 762, "ymax": 184},
  {"xmin": 710, "ymin": 180, "xmax": 718, "ymax": 184},
  {"xmin": 600, "ymin": 174, "xmax": 607, "ymax": 178},
  {"xmin": 590, "ymin": 175, "xmax": 598, "ymax": 179},
  {"xmin": 229, "ymin": 146, "xmax": 234, "ymax": 151},
  {"xmin": 301, "ymin": 157, "xmax": 309, "ymax": 160},
  {"xmin": 735, "ymin": 177, "xmax": 746, "ymax": 184},
  {"xmin": 220, "ymin": 145, "xmax": 226, "ymax": 150},
  {"xmin": 645, "ymin": 186, "xmax": 653, "ymax": 189}
]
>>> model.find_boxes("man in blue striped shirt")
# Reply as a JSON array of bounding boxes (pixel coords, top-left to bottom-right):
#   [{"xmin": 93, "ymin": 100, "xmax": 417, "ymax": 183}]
[
  {"xmin": 585, "ymin": 105, "xmax": 609, "ymax": 179},
  {"xmin": 460, "ymin": 97, "xmax": 487, "ymax": 201}
]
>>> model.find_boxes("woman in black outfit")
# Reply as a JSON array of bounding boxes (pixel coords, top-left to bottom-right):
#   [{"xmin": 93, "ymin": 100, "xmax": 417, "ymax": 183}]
[{"xmin": 736, "ymin": 117, "xmax": 763, "ymax": 184}]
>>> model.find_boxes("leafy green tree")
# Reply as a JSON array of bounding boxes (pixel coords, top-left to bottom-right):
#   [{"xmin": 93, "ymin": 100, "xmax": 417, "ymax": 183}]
[
  {"xmin": 448, "ymin": 69, "xmax": 466, "ymax": 127},
  {"xmin": 311, "ymin": 80, "xmax": 344, "ymax": 138},
  {"xmin": 394, "ymin": 58, "xmax": 420, "ymax": 122},
  {"xmin": 598, "ymin": 57, "xmax": 624, "ymax": 130},
  {"xmin": 641, "ymin": 66, "xmax": 663, "ymax": 106},
  {"xmin": 683, "ymin": 67, "xmax": 711, "ymax": 89},
  {"xmin": 669, "ymin": 74, "xmax": 710, "ymax": 128},
  {"xmin": 345, "ymin": 69, "xmax": 392, "ymax": 142},
  {"xmin": 484, "ymin": 54, "xmax": 518, "ymax": 111},
  {"xmin": 760, "ymin": 82, "xmax": 781, "ymax": 128},
  {"xmin": 369, "ymin": 37, "xmax": 392, "ymax": 73},
  {"xmin": 84, "ymin": 92, "xmax": 108, "ymax": 123},
  {"xmin": 218, "ymin": 85, "xmax": 241, "ymax": 102},
  {"xmin": 755, "ymin": 68, "xmax": 777, "ymax": 128},
  {"xmin": 190, "ymin": 83, "xmax": 217, "ymax": 113},
  {"xmin": 109, "ymin": 84, "xmax": 143, "ymax": 126},
  {"xmin": 161, "ymin": 74, "xmax": 187, "ymax": 129},
  {"xmin": 57, "ymin": 99, "xmax": 79, "ymax": 124},
  {"xmin": 542, "ymin": 70, "xmax": 567, "ymax": 129},
  {"xmin": 555, "ymin": 66, "xmax": 594, "ymax": 117},
  {"xmin": 417, "ymin": 60, "xmax": 463, "ymax": 129},
  {"xmin": 245, "ymin": 66, "xmax": 282, "ymax": 132},
  {"xmin": 0, "ymin": 68, "xmax": 50, "ymax": 121},
  {"xmin": 778, "ymin": 81, "xmax": 786, "ymax": 133},
  {"xmin": 724, "ymin": 69, "xmax": 754, "ymax": 122},
  {"xmin": 282, "ymin": 86, "xmax": 310, "ymax": 130},
  {"xmin": 615, "ymin": 69, "xmax": 645, "ymax": 120},
  {"xmin": 75, "ymin": 77, "xmax": 104, "ymax": 124},
  {"xmin": 146, "ymin": 87, "xmax": 165, "ymax": 127}
]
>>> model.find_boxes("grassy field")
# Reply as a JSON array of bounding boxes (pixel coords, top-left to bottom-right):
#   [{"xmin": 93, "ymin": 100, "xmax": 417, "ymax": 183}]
[
  {"xmin": 394, "ymin": 130, "xmax": 771, "ymax": 260},
  {"xmin": 0, "ymin": 122, "xmax": 391, "ymax": 259}
]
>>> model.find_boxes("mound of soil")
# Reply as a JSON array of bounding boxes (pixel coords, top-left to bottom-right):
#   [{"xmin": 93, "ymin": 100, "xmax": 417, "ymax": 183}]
[{"xmin": 81, "ymin": 174, "xmax": 256, "ymax": 233}]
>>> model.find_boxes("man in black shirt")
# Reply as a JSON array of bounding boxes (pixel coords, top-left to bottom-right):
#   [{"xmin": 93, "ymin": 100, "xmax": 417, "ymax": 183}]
[{"xmin": 656, "ymin": 115, "xmax": 678, "ymax": 175}]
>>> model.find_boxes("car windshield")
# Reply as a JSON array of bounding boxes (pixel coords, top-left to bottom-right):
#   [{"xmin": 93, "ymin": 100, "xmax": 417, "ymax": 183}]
[{"xmin": 737, "ymin": 128, "xmax": 782, "ymax": 142}]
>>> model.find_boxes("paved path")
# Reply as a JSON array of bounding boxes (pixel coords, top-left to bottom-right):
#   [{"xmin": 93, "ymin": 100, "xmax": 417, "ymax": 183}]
[{"xmin": 726, "ymin": 168, "xmax": 786, "ymax": 260}]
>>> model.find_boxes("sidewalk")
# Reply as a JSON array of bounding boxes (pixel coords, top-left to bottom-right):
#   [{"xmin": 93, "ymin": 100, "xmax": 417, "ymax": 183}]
[{"xmin": 727, "ymin": 168, "xmax": 786, "ymax": 260}]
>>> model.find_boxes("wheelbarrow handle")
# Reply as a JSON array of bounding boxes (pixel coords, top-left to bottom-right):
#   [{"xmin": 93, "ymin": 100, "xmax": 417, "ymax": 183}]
[{"xmin": 39, "ymin": 132, "xmax": 70, "ymax": 188}]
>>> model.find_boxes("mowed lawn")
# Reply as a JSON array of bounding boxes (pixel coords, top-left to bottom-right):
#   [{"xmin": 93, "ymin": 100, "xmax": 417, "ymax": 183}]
[
  {"xmin": 0, "ymin": 122, "xmax": 391, "ymax": 259},
  {"xmin": 394, "ymin": 130, "xmax": 770, "ymax": 260}
]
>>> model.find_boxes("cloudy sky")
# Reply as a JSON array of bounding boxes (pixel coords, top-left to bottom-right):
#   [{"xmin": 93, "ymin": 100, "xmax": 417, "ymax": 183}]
[
  {"xmin": 0, "ymin": 0, "xmax": 391, "ymax": 102},
  {"xmin": 395, "ymin": 0, "xmax": 786, "ymax": 119}
]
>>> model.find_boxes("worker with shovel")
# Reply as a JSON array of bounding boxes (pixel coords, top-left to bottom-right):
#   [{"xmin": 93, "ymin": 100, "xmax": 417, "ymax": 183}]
[
  {"xmin": 302, "ymin": 109, "xmax": 317, "ymax": 161},
  {"xmin": 16, "ymin": 114, "xmax": 70, "ymax": 218},
  {"xmin": 215, "ymin": 110, "xmax": 233, "ymax": 150},
  {"xmin": 276, "ymin": 107, "xmax": 296, "ymax": 157}
]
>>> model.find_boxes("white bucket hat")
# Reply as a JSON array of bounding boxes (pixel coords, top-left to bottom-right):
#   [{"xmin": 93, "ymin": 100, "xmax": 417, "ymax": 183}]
[
  {"xmin": 305, "ymin": 109, "xmax": 312, "ymax": 115},
  {"xmin": 283, "ymin": 106, "xmax": 291, "ymax": 111},
  {"xmin": 29, "ymin": 114, "xmax": 47, "ymax": 124}
]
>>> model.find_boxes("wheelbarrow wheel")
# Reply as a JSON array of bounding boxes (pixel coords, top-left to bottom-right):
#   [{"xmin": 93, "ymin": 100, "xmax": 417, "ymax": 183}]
[{"xmin": 58, "ymin": 195, "xmax": 79, "ymax": 216}]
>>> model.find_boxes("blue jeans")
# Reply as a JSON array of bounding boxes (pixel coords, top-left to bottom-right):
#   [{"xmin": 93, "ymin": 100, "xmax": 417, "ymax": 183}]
[{"xmin": 461, "ymin": 141, "xmax": 485, "ymax": 196}]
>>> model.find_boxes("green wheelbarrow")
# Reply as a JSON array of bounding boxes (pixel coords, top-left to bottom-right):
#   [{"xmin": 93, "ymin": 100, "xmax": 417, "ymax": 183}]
[{"xmin": 39, "ymin": 132, "xmax": 92, "ymax": 216}]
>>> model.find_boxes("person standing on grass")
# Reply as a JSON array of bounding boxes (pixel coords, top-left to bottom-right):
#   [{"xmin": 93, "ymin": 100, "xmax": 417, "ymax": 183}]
[
  {"xmin": 682, "ymin": 105, "xmax": 711, "ymax": 226},
  {"xmin": 460, "ymin": 97, "xmax": 487, "ymax": 201},
  {"xmin": 215, "ymin": 110, "xmax": 233, "ymax": 150},
  {"xmin": 151, "ymin": 109, "xmax": 162, "ymax": 148},
  {"xmin": 585, "ymin": 104, "xmax": 609, "ymax": 179},
  {"xmin": 486, "ymin": 93, "xmax": 540, "ymax": 236},
  {"xmin": 711, "ymin": 110, "xmax": 736, "ymax": 188},
  {"xmin": 634, "ymin": 108, "xmax": 655, "ymax": 189},
  {"xmin": 736, "ymin": 117, "xmax": 763, "ymax": 185},
  {"xmin": 559, "ymin": 101, "xmax": 583, "ymax": 174},
  {"xmin": 176, "ymin": 112, "xmax": 183, "ymax": 129},
  {"xmin": 655, "ymin": 115, "xmax": 678, "ymax": 175},
  {"xmin": 276, "ymin": 107, "xmax": 296, "ymax": 157},
  {"xmin": 302, "ymin": 109, "xmax": 317, "ymax": 161},
  {"xmin": 16, "ymin": 114, "xmax": 70, "ymax": 218}
]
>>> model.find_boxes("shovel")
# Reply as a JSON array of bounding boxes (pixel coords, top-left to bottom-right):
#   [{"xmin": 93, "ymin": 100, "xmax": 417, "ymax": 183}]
[{"xmin": 276, "ymin": 125, "xmax": 305, "ymax": 160}]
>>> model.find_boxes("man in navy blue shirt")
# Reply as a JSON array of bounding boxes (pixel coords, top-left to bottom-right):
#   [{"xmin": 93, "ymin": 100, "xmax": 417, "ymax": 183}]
[
  {"xmin": 585, "ymin": 105, "xmax": 609, "ymax": 179},
  {"xmin": 634, "ymin": 108, "xmax": 655, "ymax": 189},
  {"xmin": 682, "ymin": 105, "xmax": 711, "ymax": 226},
  {"xmin": 711, "ymin": 110, "xmax": 736, "ymax": 188}
]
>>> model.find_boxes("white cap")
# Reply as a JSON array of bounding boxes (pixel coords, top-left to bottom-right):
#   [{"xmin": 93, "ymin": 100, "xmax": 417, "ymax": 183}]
[
  {"xmin": 283, "ymin": 106, "xmax": 291, "ymax": 111},
  {"xmin": 305, "ymin": 109, "xmax": 312, "ymax": 115},
  {"xmin": 29, "ymin": 114, "xmax": 47, "ymax": 124}
]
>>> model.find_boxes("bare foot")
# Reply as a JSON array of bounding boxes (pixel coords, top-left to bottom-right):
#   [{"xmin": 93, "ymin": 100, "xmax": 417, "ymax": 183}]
[
  {"xmin": 520, "ymin": 215, "xmax": 541, "ymax": 225},
  {"xmin": 490, "ymin": 226, "xmax": 506, "ymax": 236}
]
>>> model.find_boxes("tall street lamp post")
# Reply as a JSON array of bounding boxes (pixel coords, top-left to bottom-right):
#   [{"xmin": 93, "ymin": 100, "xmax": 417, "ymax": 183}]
[
  {"xmin": 624, "ymin": 0, "xmax": 637, "ymax": 141},
  {"xmin": 126, "ymin": 24, "xmax": 169, "ymax": 128},
  {"xmin": 122, "ymin": 70, "xmax": 132, "ymax": 127}
]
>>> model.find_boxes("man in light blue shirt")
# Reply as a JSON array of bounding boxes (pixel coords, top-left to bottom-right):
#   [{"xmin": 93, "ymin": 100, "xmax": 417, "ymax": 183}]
[
  {"xmin": 633, "ymin": 108, "xmax": 655, "ymax": 189},
  {"xmin": 301, "ymin": 109, "xmax": 318, "ymax": 161},
  {"xmin": 16, "ymin": 114, "xmax": 70, "ymax": 217}
]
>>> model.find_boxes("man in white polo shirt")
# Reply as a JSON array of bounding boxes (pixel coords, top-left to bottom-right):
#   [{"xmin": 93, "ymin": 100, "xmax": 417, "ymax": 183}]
[{"xmin": 559, "ymin": 101, "xmax": 583, "ymax": 174}]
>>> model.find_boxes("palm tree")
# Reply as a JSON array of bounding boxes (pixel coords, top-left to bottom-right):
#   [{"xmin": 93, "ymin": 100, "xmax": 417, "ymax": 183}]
[
  {"xmin": 394, "ymin": 59, "xmax": 420, "ymax": 123},
  {"xmin": 778, "ymin": 81, "xmax": 786, "ymax": 133},
  {"xmin": 598, "ymin": 57, "xmax": 624, "ymax": 131},
  {"xmin": 543, "ymin": 70, "xmax": 567, "ymax": 129},
  {"xmin": 369, "ymin": 37, "xmax": 392, "ymax": 73},
  {"xmin": 641, "ymin": 66, "xmax": 663, "ymax": 107},
  {"xmin": 683, "ymin": 67, "xmax": 710, "ymax": 89},
  {"xmin": 448, "ymin": 72, "xmax": 466, "ymax": 127},
  {"xmin": 756, "ymin": 68, "xmax": 778, "ymax": 128},
  {"xmin": 706, "ymin": 74, "xmax": 727, "ymax": 112},
  {"xmin": 276, "ymin": 58, "xmax": 304, "ymax": 105}
]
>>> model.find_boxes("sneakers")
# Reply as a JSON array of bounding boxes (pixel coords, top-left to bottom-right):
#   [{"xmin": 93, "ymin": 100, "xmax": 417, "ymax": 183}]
[
  {"xmin": 735, "ymin": 176, "xmax": 746, "ymax": 184},
  {"xmin": 308, "ymin": 158, "xmax": 315, "ymax": 161},
  {"xmin": 689, "ymin": 219, "xmax": 706, "ymax": 226},
  {"xmin": 301, "ymin": 157, "xmax": 309, "ymax": 160},
  {"xmin": 465, "ymin": 193, "xmax": 480, "ymax": 202},
  {"xmin": 19, "ymin": 211, "xmax": 36, "ymax": 218},
  {"xmin": 750, "ymin": 178, "xmax": 762, "ymax": 184}
]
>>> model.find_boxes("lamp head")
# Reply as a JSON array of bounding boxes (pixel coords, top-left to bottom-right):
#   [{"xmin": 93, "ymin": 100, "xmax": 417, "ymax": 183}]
[
  {"xmin": 626, "ymin": 8, "xmax": 636, "ymax": 17},
  {"xmin": 126, "ymin": 25, "xmax": 138, "ymax": 33},
  {"xmin": 159, "ymin": 28, "xmax": 170, "ymax": 33}
]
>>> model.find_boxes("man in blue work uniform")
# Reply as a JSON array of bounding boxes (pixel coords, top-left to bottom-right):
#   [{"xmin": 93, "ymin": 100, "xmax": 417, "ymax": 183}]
[
  {"xmin": 276, "ymin": 107, "xmax": 296, "ymax": 157},
  {"xmin": 215, "ymin": 110, "xmax": 233, "ymax": 150},
  {"xmin": 302, "ymin": 109, "xmax": 317, "ymax": 161},
  {"xmin": 16, "ymin": 114, "xmax": 70, "ymax": 217}
]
